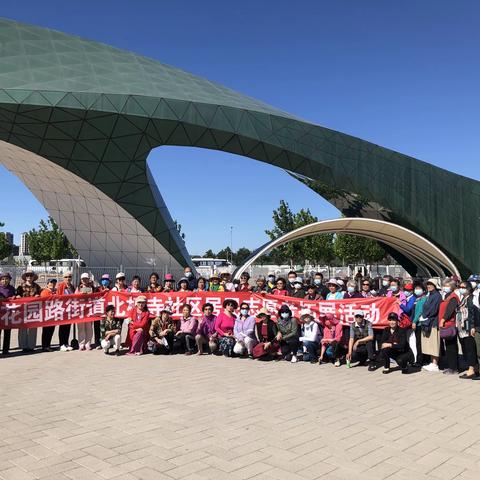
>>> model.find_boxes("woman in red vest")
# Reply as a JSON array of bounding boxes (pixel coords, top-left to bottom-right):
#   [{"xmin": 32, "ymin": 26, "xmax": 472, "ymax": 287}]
[
  {"xmin": 126, "ymin": 296, "xmax": 151, "ymax": 355},
  {"xmin": 439, "ymin": 279, "xmax": 460, "ymax": 374}
]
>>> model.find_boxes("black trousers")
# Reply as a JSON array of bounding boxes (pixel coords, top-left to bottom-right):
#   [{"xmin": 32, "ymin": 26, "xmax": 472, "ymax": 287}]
[
  {"xmin": 379, "ymin": 347, "xmax": 410, "ymax": 369},
  {"xmin": 152, "ymin": 331, "xmax": 175, "ymax": 355},
  {"xmin": 41, "ymin": 326, "xmax": 55, "ymax": 349},
  {"xmin": 58, "ymin": 324, "xmax": 71, "ymax": 346},
  {"xmin": 444, "ymin": 336, "xmax": 458, "ymax": 371},
  {"xmin": 460, "ymin": 336, "xmax": 478, "ymax": 369},
  {"xmin": 1, "ymin": 328, "xmax": 11, "ymax": 354},
  {"xmin": 414, "ymin": 327, "xmax": 423, "ymax": 364},
  {"xmin": 174, "ymin": 332, "xmax": 196, "ymax": 353},
  {"xmin": 351, "ymin": 341, "xmax": 375, "ymax": 363},
  {"xmin": 93, "ymin": 320, "xmax": 101, "ymax": 346},
  {"xmin": 280, "ymin": 338, "xmax": 299, "ymax": 358},
  {"xmin": 322, "ymin": 341, "xmax": 346, "ymax": 361}
]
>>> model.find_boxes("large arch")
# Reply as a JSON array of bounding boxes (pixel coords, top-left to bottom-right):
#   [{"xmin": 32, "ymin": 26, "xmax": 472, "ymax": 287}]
[
  {"xmin": 0, "ymin": 18, "xmax": 478, "ymax": 276},
  {"xmin": 233, "ymin": 218, "xmax": 460, "ymax": 280}
]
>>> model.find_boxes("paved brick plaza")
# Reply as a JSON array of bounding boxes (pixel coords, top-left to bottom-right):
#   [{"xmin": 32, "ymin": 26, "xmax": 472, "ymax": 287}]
[{"xmin": 1, "ymin": 348, "xmax": 479, "ymax": 480}]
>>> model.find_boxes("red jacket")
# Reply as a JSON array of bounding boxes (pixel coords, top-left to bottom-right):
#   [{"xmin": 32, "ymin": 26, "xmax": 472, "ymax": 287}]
[
  {"xmin": 439, "ymin": 292, "xmax": 459, "ymax": 329},
  {"xmin": 56, "ymin": 282, "xmax": 75, "ymax": 295},
  {"xmin": 126, "ymin": 309, "xmax": 151, "ymax": 350}
]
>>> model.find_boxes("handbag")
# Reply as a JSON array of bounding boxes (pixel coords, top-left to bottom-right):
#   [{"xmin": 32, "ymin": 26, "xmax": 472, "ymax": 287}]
[
  {"xmin": 439, "ymin": 326, "xmax": 457, "ymax": 340},
  {"xmin": 399, "ymin": 312, "xmax": 412, "ymax": 329}
]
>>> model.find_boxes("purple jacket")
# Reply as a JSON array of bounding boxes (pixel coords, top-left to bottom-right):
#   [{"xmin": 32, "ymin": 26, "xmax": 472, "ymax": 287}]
[
  {"xmin": 0, "ymin": 284, "xmax": 16, "ymax": 299},
  {"xmin": 179, "ymin": 316, "xmax": 198, "ymax": 335},
  {"xmin": 197, "ymin": 314, "xmax": 217, "ymax": 337},
  {"xmin": 234, "ymin": 315, "xmax": 256, "ymax": 341}
]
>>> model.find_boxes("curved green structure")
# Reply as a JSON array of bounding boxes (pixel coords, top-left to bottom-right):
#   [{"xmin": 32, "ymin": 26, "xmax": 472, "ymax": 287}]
[{"xmin": 0, "ymin": 18, "xmax": 477, "ymax": 276}]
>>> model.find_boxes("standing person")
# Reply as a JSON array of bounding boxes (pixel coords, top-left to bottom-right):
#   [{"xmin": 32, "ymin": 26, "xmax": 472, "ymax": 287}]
[
  {"xmin": 421, "ymin": 278, "xmax": 443, "ymax": 373},
  {"xmin": 177, "ymin": 278, "xmax": 190, "ymax": 293},
  {"xmin": 57, "ymin": 271, "xmax": 75, "ymax": 351},
  {"xmin": 439, "ymin": 279, "xmax": 460, "ymax": 375},
  {"xmin": 101, "ymin": 304, "xmax": 123, "ymax": 356},
  {"xmin": 0, "ymin": 272, "xmax": 16, "ymax": 355},
  {"xmin": 163, "ymin": 274, "xmax": 175, "ymax": 292},
  {"xmin": 16, "ymin": 269, "xmax": 41, "ymax": 352},
  {"xmin": 272, "ymin": 278, "xmax": 288, "ymax": 296},
  {"xmin": 238, "ymin": 273, "xmax": 251, "ymax": 292},
  {"xmin": 286, "ymin": 271, "xmax": 297, "ymax": 295},
  {"xmin": 313, "ymin": 272, "xmax": 329, "ymax": 299},
  {"xmin": 233, "ymin": 302, "xmax": 257, "ymax": 358},
  {"xmin": 457, "ymin": 281, "xmax": 479, "ymax": 379},
  {"xmin": 146, "ymin": 272, "xmax": 163, "ymax": 293},
  {"xmin": 291, "ymin": 278, "xmax": 305, "ymax": 298},
  {"xmin": 325, "ymin": 279, "xmax": 344, "ymax": 300},
  {"xmin": 75, "ymin": 273, "xmax": 96, "ymax": 351},
  {"xmin": 344, "ymin": 281, "xmax": 362, "ymax": 299},
  {"xmin": 378, "ymin": 275, "xmax": 393, "ymax": 297},
  {"xmin": 40, "ymin": 278, "xmax": 57, "ymax": 352},
  {"xmin": 360, "ymin": 279, "xmax": 374, "ymax": 298},
  {"xmin": 111, "ymin": 272, "xmax": 127, "ymax": 292},
  {"xmin": 376, "ymin": 313, "xmax": 411, "ymax": 374},
  {"xmin": 215, "ymin": 299, "xmax": 237, "ymax": 357},
  {"xmin": 411, "ymin": 283, "xmax": 427, "ymax": 367},
  {"xmin": 275, "ymin": 305, "xmax": 300, "ymax": 363},
  {"xmin": 174, "ymin": 304, "xmax": 198, "ymax": 355},
  {"xmin": 305, "ymin": 284, "xmax": 322, "ymax": 301},
  {"xmin": 220, "ymin": 272, "xmax": 236, "ymax": 292},
  {"xmin": 266, "ymin": 274, "xmax": 276, "ymax": 293},
  {"xmin": 195, "ymin": 277, "xmax": 208, "ymax": 292},
  {"xmin": 149, "ymin": 308, "xmax": 176, "ymax": 355},
  {"xmin": 195, "ymin": 303, "xmax": 217, "ymax": 354},
  {"xmin": 209, "ymin": 274, "xmax": 224, "ymax": 292},
  {"xmin": 299, "ymin": 308, "xmax": 320, "ymax": 363},
  {"xmin": 183, "ymin": 266, "xmax": 196, "ymax": 291},
  {"xmin": 125, "ymin": 296, "xmax": 151, "ymax": 355},
  {"xmin": 128, "ymin": 275, "xmax": 143, "ymax": 293},
  {"xmin": 319, "ymin": 313, "xmax": 344, "ymax": 366},
  {"xmin": 253, "ymin": 308, "xmax": 278, "ymax": 360},
  {"xmin": 98, "ymin": 274, "xmax": 111, "ymax": 292},
  {"xmin": 252, "ymin": 276, "xmax": 267, "ymax": 293}
]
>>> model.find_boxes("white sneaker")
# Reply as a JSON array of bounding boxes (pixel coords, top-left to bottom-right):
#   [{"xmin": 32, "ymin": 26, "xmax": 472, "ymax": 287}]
[
  {"xmin": 334, "ymin": 360, "xmax": 341, "ymax": 367},
  {"xmin": 291, "ymin": 355, "xmax": 298, "ymax": 363},
  {"xmin": 422, "ymin": 363, "xmax": 439, "ymax": 372},
  {"xmin": 60, "ymin": 345, "xmax": 68, "ymax": 352},
  {"xmin": 66, "ymin": 346, "xmax": 73, "ymax": 351}
]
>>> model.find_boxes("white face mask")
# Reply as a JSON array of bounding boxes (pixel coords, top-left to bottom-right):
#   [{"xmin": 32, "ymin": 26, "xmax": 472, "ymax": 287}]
[
  {"xmin": 382, "ymin": 280, "xmax": 389, "ymax": 287},
  {"xmin": 459, "ymin": 288, "xmax": 467, "ymax": 296},
  {"xmin": 280, "ymin": 312, "xmax": 290, "ymax": 319},
  {"xmin": 443, "ymin": 286, "xmax": 451, "ymax": 294},
  {"xmin": 414, "ymin": 289, "xmax": 423, "ymax": 296},
  {"xmin": 347, "ymin": 286, "xmax": 355, "ymax": 293},
  {"xmin": 471, "ymin": 281, "xmax": 478, "ymax": 289},
  {"xmin": 240, "ymin": 309, "xmax": 248, "ymax": 316}
]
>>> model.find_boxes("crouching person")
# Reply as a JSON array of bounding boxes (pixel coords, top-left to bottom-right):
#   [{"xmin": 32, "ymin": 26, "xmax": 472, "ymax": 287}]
[
  {"xmin": 376, "ymin": 312, "xmax": 411, "ymax": 374},
  {"xmin": 195, "ymin": 303, "xmax": 218, "ymax": 355},
  {"xmin": 276, "ymin": 305, "xmax": 300, "ymax": 363},
  {"xmin": 253, "ymin": 308, "xmax": 278, "ymax": 360},
  {"xmin": 149, "ymin": 308, "xmax": 176, "ymax": 355},
  {"xmin": 347, "ymin": 311, "xmax": 375, "ymax": 369},
  {"xmin": 233, "ymin": 302, "xmax": 258, "ymax": 358},
  {"xmin": 101, "ymin": 304, "xmax": 123, "ymax": 355},
  {"xmin": 299, "ymin": 308, "xmax": 320, "ymax": 362}
]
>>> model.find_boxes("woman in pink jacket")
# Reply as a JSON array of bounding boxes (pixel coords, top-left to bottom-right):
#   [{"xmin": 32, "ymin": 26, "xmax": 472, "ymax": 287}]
[{"xmin": 319, "ymin": 314, "xmax": 345, "ymax": 367}]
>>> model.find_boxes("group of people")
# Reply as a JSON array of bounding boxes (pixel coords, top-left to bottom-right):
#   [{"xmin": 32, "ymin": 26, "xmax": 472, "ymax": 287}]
[{"xmin": 1, "ymin": 266, "xmax": 480, "ymax": 380}]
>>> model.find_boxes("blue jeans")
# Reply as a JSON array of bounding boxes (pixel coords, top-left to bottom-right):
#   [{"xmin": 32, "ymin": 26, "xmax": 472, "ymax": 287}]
[{"xmin": 303, "ymin": 340, "xmax": 319, "ymax": 361}]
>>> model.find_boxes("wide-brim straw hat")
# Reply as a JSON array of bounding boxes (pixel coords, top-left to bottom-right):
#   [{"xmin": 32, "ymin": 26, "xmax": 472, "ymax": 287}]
[
  {"xmin": 426, "ymin": 278, "xmax": 441, "ymax": 289},
  {"xmin": 0, "ymin": 271, "xmax": 12, "ymax": 280},
  {"xmin": 326, "ymin": 278, "xmax": 339, "ymax": 287},
  {"xmin": 135, "ymin": 295, "xmax": 148, "ymax": 304},
  {"xmin": 21, "ymin": 270, "xmax": 38, "ymax": 281},
  {"xmin": 256, "ymin": 307, "xmax": 271, "ymax": 318}
]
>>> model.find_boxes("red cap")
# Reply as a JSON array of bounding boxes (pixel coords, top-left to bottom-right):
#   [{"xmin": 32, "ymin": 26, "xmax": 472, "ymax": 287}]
[{"xmin": 404, "ymin": 283, "xmax": 414, "ymax": 291}]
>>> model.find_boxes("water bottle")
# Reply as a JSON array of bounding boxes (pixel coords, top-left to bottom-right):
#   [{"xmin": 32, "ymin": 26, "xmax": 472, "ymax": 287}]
[{"xmin": 346, "ymin": 359, "xmax": 351, "ymax": 368}]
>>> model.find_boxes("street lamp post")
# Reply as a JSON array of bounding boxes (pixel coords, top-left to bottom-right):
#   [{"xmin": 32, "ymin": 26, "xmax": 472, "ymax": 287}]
[{"xmin": 230, "ymin": 226, "xmax": 233, "ymax": 264}]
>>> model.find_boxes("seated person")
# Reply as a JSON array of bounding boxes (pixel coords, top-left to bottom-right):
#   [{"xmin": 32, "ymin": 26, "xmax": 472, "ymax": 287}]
[
  {"xmin": 375, "ymin": 312, "xmax": 411, "ymax": 374},
  {"xmin": 319, "ymin": 313, "xmax": 345, "ymax": 366},
  {"xmin": 195, "ymin": 303, "xmax": 218, "ymax": 355},
  {"xmin": 275, "ymin": 305, "xmax": 300, "ymax": 363},
  {"xmin": 149, "ymin": 308, "xmax": 176, "ymax": 355},
  {"xmin": 174, "ymin": 304, "xmax": 198, "ymax": 355},
  {"xmin": 347, "ymin": 311, "xmax": 375, "ymax": 369},
  {"xmin": 101, "ymin": 304, "xmax": 123, "ymax": 355},
  {"xmin": 253, "ymin": 308, "xmax": 278, "ymax": 360},
  {"xmin": 299, "ymin": 308, "xmax": 321, "ymax": 362}
]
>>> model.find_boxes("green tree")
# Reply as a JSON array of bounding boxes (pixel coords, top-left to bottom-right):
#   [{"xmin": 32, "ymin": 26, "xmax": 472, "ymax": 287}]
[
  {"xmin": 233, "ymin": 247, "xmax": 251, "ymax": 265},
  {"xmin": 217, "ymin": 246, "xmax": 233, "ymax": 262},
  {"xmin": 203, "ymin": 249, "xmax": 215, "ymax": 258},
  {"xmin": 0, "ymin": 223, "xmax": 13, "ymax": 260},
  {"xmin": 28, "ymin": 217, "xmax": 77, "ymax": 264},
  {"xmin": 333, "ymin": 234, "xmax": 386, "ymax": 264}
]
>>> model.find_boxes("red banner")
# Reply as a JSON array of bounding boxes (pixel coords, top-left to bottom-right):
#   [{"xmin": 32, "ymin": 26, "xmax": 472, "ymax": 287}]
[{"xmin": 0, "ymin": 291, "xmax": 398, "ymax": 330}]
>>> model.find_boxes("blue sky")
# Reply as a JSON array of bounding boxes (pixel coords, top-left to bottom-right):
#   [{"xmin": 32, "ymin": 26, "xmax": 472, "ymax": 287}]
[{"xmin": 2, "ymin": 1, "xmax": 480, "ymax": 255}]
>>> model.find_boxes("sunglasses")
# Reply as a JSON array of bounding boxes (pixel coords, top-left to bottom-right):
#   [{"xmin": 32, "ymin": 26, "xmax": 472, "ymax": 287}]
[{"xmin": 362, "ymin": 283, "xmax": 370, "ymax": 286}]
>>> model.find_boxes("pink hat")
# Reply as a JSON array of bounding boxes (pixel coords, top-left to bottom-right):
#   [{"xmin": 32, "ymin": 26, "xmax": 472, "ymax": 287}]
[{"xmin": 164, "ymin": 273, "xmax": 174, "ymax": 281}]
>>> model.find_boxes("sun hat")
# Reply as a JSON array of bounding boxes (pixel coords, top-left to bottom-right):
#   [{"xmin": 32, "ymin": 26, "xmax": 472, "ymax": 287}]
[
  {"xmin": 0, "ymin": 271, "xmax": 12, "ymax": 280},
  {"xmin": 116, "ymin": 272, "xmax": 126, "ymax": 280},
  {"xmin": 354, "ymin": 311, "xmax": 365, "ymax": 318},
  {"xmin": 294, "ymin": 277, "xmax": 303, "ymax": 285},
  {"xmin": 300, "ymin": 308, "xmax": 315, "ymax": 320},
  {"xmin": 135, "ymin": 295, "xmax": 148, "ymax": 304},
  {"xmin": 80, "ymin": 272, "xmax": 90, "ymax": 280},
  {"xmin": 326, "ymin": 278, "xmax": 339, "ymax": 287},
  {"xmin": 101, "ymin": 273, "xmax": 111, "ymax": 281},
  {"xmin": 223, "ymin": 298, "xmax": 238, "ymax": 309},
  {"xmin": 21, "ymin": 269, "xmax": 38, "ymax": 281},
  {"xmin": 256, "ymin": 307, "xmax": 271, "ymax": 318},
  {"xmin": 63, "ymin": 271, "xmax": 73, "ymax": 278},
  {"xmin": 426, "ymin": 278, "xmax": 441, "ymax": 289},
  {"xmin": 164, "ymin": 273, "xmax": 174, "ymax": 281}
]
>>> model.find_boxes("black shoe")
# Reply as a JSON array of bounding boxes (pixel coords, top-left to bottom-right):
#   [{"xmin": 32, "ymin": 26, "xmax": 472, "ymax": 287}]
[
  {"xmin": 382, "ymin": 368, "xmax": 391, "ymax": 374},
  {"xmin": 401, "ymin": 367, "xmax": 409, "ymax": 374},
  {"xmin": 104, "ymin": 349, "xmax": 110, "ymax": 355},
  {"xmin": 115, "ymin": 350, "xmax": 121, "ymax": 356},
  {"xmin": 368, "ymin": 364, "xmax": 377, "ymax": 372}
]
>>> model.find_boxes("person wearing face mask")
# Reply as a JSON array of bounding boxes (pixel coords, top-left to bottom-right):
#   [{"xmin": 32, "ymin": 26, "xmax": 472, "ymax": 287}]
[
  {"xmin": 183, "ymin": 266, "xmax": 196, "ymax": 291},
  {"xmin": 291, "ymin": 277, "xmax": 305, "ymax": 298},
  {"xmin": 411, "ymin": 283, "xmax": 427, "ymax": 367},
  {"xmin": 421, "ymin": 278, "xmax": 443, "ymax": 372},
  {"xmin": 378, "ymin": 275, "xmax": 393, "ymax": 297},
  {"xmin": 468, "ymin": 275, "xmax": 480, "ymax": 359},
  {"xmin": 286, "ymin": 271, "xmax": 298, "ymax": 296},
  {"xmin": 438, "ymin": 279, "xmax": 460, "ymax": 375},
  {"xmin": 98, "ymin": 274, "xmax": 111, "ymax": 292},
  {"xmin": 387, "ymin": 279, "xmax": 407, "ymax": 306},
  {"xmin": 233, "ymin": 302, "xmax": 258, "ymax": 358},
  {"xmin": 457, "ymin": 281, "xmax": 479, "ymax": 379},
  {"xmin": 95, "ymin": 273, "xmax": 112, "ymax": 349},
  {"xmin": 313, "ymin": 272, "xmax": 329, "ymax": 299},
  {"xmin": 344, "ymin": 281, "xmax": 362, "ymax": 299},
  {"xmin": 400, "ymin": 283, "xmax": 416, "ymax": 315},
  {"xmin": 266, "ymin": 274, "xmax": 276, "ymax": 293},
  {"xmin": 275, "ymin": 305, "xmax": 299, "ymax": 363}
]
